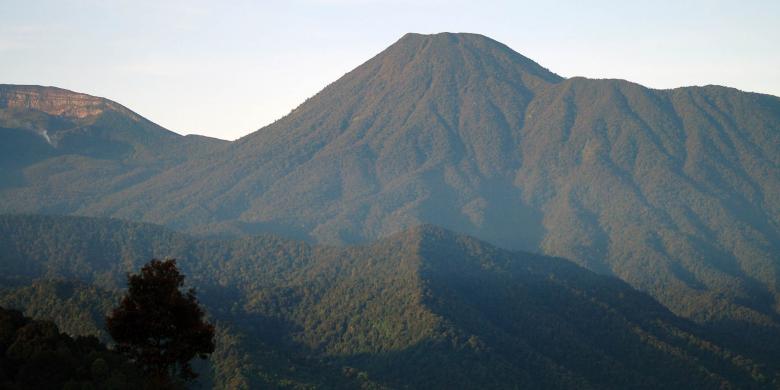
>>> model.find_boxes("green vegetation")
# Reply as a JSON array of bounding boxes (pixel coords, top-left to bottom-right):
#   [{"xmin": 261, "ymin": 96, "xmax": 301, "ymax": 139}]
[
  {"xmin": 1, "ymin": 32, "xmax": 779, "ymax": 388},
  {"xmin": 0, "ymin": 280, "xmax": 118, "ymax": 340},
  {"xmin": 0, "ymin": 306, "xmax": 143, "ymax": 389},
  {"xmin": 0, "ymin": 214, "xmax": 778, "ymax": 388},
  {"xmin": 107, "ymin": 259, "xmax": 215, "ymax": 386},
  {"xmin": 1, "ymin": 33, "xmax": 778, "ymax": 345},
  {"xmin": 0, "ymin": 84, "xmax": 228, "ymax": 214}
]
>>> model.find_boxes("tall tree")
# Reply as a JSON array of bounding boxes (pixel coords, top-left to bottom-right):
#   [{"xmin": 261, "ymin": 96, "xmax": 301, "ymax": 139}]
[{"xmin": 106, "ymin": 259, "xmax": 215, "ymax": 387}]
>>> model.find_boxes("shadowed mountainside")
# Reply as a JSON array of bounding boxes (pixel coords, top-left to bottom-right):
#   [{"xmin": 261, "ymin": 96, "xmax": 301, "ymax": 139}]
[
  {"xmin": 0, "ymin": 33, "xmax": 778, "ymax": 349},
  {"xmin": 0, "ymin": 214, "xmax": 778, "ymax": 389}
]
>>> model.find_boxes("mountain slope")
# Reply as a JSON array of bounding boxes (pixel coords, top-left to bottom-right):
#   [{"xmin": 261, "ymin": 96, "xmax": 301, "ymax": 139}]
[
  {"xmin": 65, "ymin": 33, "xmax": 780, "ymax": 331},
  {"xmin": 0, "ymin": 84, "xmax": 229, "ymax": 213},
  {"xmin": 1, "ymin": 84, "xmax": 180, "ymax": 160},
  {"xmin": 0, "ymin": 214, "xmax": 777, "ymax": 388},
  {"xmin": 0, "ymin": 33, "xmax": 778, "ymax": 347},
  {"xmin": 80, "ymin": 33, "xmax": 563, "ymax": 238}
]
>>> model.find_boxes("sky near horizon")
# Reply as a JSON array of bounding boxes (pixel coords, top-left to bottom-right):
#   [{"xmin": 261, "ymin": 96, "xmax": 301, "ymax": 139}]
[{"xmin": 1, "ymin": 1, "xmax": 778, "ymax": 140}]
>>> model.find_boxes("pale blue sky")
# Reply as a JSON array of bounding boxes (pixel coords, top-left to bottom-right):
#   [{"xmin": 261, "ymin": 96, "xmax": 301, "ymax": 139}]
[{"xmin": 2, "ymin": 0, "xmax": 778, "ymax": 140}]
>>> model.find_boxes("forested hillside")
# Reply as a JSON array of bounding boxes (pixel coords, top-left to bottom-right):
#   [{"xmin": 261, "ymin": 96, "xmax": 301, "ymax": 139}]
[
  {"xmin": 1, "ymin": 33, "xmax": 778, "ymax": 341},
  {"xmin": 0, "ymin": 305, "xmax": 143, "ymax": 389},
  {"xmin": 0, "ymin": 84, "xmax": 227, "ymax": 212},
  {"xmin": 0, "ymin": 214, "xmax": 778, "ymax": 388}
]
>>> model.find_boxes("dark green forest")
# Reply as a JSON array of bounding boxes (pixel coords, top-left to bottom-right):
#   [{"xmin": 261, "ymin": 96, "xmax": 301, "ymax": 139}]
[
  {"xmin": 1, "ymin": 33, "xmax": 778, "ymax": 346},
  {"xmin": 0, "ymin": 32, "xmax": 779, "ymax": 388},
  {"xmin": 0, "ymin": 214, "xmax": 778, "ymax": 389},
  {"xmin": 0, "ymin": 306, "xmax": 144, "ymax": 389}
]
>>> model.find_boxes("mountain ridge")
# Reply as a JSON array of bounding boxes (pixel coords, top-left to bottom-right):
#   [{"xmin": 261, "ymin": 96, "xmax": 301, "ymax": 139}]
[
  {"xmin": 0, "ymin": 83, "xmax": 229, "ymax": 215},
  {"xmin": 0, "ymin": 84, "xmax": 147, "ymax": 122},
  {"xmin": 0, "ymin": 213, "xmax": 777, "ymax": 388},
  {"xmin": 0, "ymin": 33, "xmax": 778, "ymax": 354}
]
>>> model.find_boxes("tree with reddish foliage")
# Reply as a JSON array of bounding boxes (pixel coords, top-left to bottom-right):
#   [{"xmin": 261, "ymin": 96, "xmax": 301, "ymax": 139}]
[{"xmin": 106, "ymin": 259, "xmax": 215, "ymax": 387}]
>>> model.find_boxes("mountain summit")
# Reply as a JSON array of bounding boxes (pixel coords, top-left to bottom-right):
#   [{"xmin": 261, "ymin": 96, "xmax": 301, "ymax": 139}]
[{"xmin": 1, "ymin": 33, "xmax": 779, "ymax": 348}]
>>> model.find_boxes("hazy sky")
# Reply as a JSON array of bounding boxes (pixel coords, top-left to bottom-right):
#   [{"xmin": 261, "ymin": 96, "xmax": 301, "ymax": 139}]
[{"xmin": 2, "ymin": 0, "xmax": 778, "ymax": 140}]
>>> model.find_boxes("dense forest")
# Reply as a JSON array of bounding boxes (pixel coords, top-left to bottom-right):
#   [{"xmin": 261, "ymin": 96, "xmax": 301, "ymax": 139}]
[
  {"xmin": 0, "ymin": 214, "xmax": 778, "ymax": 389},
  {"xmin": 2, "ymin": 33, "xmax": 778, "ymax": 347},
  {"xmin": 0, "ymin": 306, "xmax": 144, "ymax": 389}
]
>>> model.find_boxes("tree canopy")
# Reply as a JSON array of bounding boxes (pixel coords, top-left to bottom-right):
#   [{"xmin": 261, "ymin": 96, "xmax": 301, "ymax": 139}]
[
  {"xmin": 106, "ymin": 259, "xmax": 215, "ymax": 387},
  {"xmin": 0, "ymin": 306, "xmax": 142, "ymax": 389}
]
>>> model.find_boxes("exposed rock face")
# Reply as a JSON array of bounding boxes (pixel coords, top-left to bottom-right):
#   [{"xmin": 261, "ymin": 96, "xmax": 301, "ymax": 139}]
[{"xmin": 0, "ymin": 85, "xmax": 140, "ymax": 120}]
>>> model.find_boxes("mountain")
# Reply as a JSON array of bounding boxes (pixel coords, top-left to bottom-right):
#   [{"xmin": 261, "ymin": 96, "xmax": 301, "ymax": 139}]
[
  {"xmin": 1, "ymin": 33, "xmax": 779, "ymax": 350},
  {"xmin": 0, "ymin": 84, "xmax": 228, "ymax": 212},
  {"xmin": 1, "ymin": 214, "xmax": 778, "ymax": 389}
]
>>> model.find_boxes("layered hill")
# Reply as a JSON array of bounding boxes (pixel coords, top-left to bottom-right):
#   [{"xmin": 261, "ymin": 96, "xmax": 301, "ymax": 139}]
[
  {"xmin": 0, "ymin": 214, "xmax": 778, "ymax": 389},
  {"xmin": 0, "ymin": 33, "xmax": 779, "ymax": 350}
]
